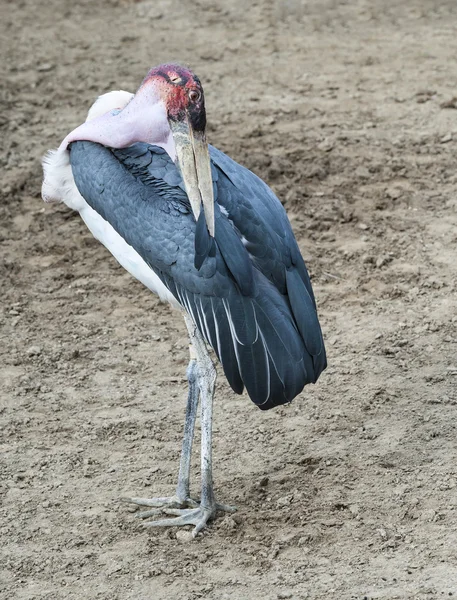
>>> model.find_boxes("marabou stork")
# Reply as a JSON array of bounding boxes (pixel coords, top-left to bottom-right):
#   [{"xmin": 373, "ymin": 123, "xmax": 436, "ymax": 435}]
[{"xmin": 42, "ymin": 64, "xmax": 327, "ymax": 536}]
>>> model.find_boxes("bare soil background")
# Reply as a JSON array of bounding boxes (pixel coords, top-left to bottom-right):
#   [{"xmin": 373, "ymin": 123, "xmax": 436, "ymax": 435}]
[{"xmin": 1, "ymin": 0, "xmax": 457, "ymax": 598}]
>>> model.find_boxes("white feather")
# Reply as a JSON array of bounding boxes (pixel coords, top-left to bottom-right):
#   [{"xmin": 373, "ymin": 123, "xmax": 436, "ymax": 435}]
[
  {"xmin": 182, "ymin": 290, "xmax": 198, "ymax": 326},
  {"xmin": 200, "ymin": 298, "xmax": 211, "ymax": 343},
  {"xmin": 86, "ymin": 90, "xmax": 134, "ymax": 122},
  {"xmin": 41, "ymin": 148, "xmax": 87, "ymax": 209},
  {"xmin": 221, "ymin": 299, "xmax": 242, "ymax": 371},
  {"xmin": 257, "ymin": 331, "xmax": 271, "ymax": 404},
  {"xmin": 211, "ymin": 298, "xmax": 223, "ymax": 360}
]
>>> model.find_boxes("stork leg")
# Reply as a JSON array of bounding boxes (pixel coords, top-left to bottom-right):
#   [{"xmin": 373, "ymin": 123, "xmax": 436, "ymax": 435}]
[
  {"xmin": 120, "ymin": 355, "xmax": 200, "ymax": 514},
  {"xmin": 175, "ymin": 356, "xmax": 200, "ymax": 503},
  {"xmin": 122, "ymin": 315, "xmax": 234, "ymax": 536}
]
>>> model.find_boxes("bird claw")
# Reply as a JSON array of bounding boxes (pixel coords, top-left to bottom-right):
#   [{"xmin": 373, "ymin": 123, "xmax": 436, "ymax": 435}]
[
  {"xmin": 215, "ymin": 502, "xmax": 237, "ymax": 513},
  {"xmin": 121, "ymin": 495, "xmax": 236, "ymax": 536},
  {"xmin": 143, "ymin": 505, "xmax": 215, "ymax": 537}
]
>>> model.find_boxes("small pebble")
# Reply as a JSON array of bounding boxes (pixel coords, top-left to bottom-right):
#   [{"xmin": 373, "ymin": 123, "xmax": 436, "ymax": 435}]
[
  {"xmin": 37, "ymin": 63, "xmax": 54, "ymax": 72},
  {"xmin": 27, "ymin": 346, "xmax": 42, "ymax": 356},
  {"xmin": 218, "ymin": 515, "xmax": 238, "ymax": 531},
  {"xmin": 175, "ymin": 530, "xmax": 194, "ymax": 543}
]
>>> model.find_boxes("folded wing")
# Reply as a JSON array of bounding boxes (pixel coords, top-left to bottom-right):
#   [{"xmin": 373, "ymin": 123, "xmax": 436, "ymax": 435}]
[{"xmin": 69, "ymin": 141, "xmax": 326, "ymax": 409}]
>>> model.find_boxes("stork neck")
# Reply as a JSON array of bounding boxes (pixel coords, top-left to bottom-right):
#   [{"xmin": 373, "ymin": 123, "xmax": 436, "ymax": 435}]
[
  {"xmin": 154, "ymin": 132, "xmax": 176, "ymax": 162},
  {"xmin": 58, "ymin": 90, "xmax": 176, "ymax": 160}
]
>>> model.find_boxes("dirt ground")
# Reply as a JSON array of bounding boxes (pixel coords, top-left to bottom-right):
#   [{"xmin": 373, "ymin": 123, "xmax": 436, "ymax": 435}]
[{"xmin": 1, "ymin": 0, "xmax": 457, "ymax": 598}]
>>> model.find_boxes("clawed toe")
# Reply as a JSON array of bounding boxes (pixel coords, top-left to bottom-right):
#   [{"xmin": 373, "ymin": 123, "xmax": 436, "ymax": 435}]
[
  {"xmin": 135, "ymin": 508, "xmax": 164, "ymax": 519},
  {"xmin": 143, "ymin": 506, "xmax": 214, "ymax": 537},
  {"xmin": 216, "ymin": 502, "xmax": 236, "ymax": 513},
  {"xmin": 120, "ymin": 495, "xmax": 198, "ymax": 511},
  {"xmin": 121, "ymin": 494, "xmax": 236, "ymax": 536}
]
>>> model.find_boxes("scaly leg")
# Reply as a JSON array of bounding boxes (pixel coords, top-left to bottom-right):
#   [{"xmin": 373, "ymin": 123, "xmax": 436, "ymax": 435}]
[
  {"xmin": 120, "ymin": 353, "xmax": 200, "ymax": 515},
  {"xmin": 132, "ymin": 315, "xmax": 235, "ymax": 537},
  {"xmin": 175, "ymin": 356, "xmax": 199, "ymax": 503}
]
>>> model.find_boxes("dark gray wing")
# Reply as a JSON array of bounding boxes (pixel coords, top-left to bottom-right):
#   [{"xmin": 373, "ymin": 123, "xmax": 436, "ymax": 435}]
[
  {"xmin": 208, "ymin": 145, "xmax": 326, "ymax": 375},
  {"xmin": 69, "ymin": 141, "xmax": 326, "ymax": 409}
]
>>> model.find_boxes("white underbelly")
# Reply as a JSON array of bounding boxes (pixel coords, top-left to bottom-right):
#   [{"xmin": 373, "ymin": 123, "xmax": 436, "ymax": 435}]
[
  {"xmin": 79, "ymin": 203, "xmax": 181, "ymax": 308},
  {"xmin": 41, "ymin": 148, "xmax": 181, "ymax": 309}
]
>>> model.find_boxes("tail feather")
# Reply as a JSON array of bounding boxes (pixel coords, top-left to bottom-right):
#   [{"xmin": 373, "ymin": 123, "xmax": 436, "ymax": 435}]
[{"xmin": 207, "ymin": 297, "xmax": 244, "ymax": 395}]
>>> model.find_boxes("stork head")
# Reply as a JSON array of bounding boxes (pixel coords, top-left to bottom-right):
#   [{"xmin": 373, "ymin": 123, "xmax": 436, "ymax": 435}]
[
  {"xmin": 141, "ymin": 65, "xmax": 213, "ymax": 235},
  {"xmin": 145, "ymin": 64, "xmax": 206, "ymax": 133},
  {"xmin": 60, "ymin": 64, "xmax": 214, "ymax": 236}
]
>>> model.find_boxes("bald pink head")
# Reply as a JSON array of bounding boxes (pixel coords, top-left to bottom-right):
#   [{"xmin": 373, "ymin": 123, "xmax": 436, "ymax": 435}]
[
  {"xmin": 58, "ymin": 63, "xmax": 207, "ymax": 161},
  {"xmin": 141, "ymin": 64, "xmax": 206, "ymax": 131}
]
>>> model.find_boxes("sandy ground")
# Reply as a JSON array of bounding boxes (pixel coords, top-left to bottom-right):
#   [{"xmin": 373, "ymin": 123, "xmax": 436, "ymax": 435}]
[{"xmin": 1, "ymin": 0, "xmax": 457, "ymax": 598}]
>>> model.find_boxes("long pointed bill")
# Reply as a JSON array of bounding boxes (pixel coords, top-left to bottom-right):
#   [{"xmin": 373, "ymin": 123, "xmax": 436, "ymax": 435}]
[{"xmin": 170, "ymin": 119, "xmax": 215, "ymax": 237}]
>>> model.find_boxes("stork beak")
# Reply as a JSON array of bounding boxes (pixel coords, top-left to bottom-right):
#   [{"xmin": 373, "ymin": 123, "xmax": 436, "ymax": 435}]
[{"xmin": 169, "ymin": 118, "xmax": 215, "ymax": 237}]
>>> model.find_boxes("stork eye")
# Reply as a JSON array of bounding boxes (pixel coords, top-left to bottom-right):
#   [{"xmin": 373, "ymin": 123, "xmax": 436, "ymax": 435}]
[{"xmin": 188, "ymin": 90, "xmax": 201, "ymax": 103}]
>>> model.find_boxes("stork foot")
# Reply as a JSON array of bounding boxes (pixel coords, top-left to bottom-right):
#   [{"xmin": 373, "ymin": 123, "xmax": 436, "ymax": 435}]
[
  {"xmin": 144, "ymin": 503, "xmax": 236, "ymax": 537},
  {"xmin": 144, "ymin": 505, "xmax": 214, "ymax": 537},
  {"xmin": 121, "ymin": 495, "xmax": 235, "ymax": 536}
]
